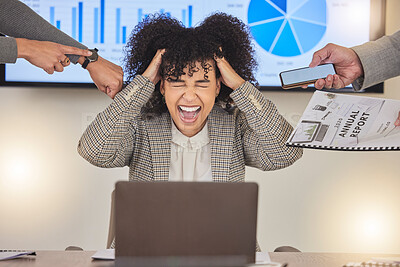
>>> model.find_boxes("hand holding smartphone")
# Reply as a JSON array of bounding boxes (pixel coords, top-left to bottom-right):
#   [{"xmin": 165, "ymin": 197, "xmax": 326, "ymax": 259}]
[{"xmin": 279, "ymin": 64, "xmax": 336, "ymax": 89}]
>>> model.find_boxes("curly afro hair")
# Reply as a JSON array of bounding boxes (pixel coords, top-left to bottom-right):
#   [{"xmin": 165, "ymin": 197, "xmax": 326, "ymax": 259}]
[{"xmin": 124, "ymin": 12, "xmax": 258, "ymax": 117}]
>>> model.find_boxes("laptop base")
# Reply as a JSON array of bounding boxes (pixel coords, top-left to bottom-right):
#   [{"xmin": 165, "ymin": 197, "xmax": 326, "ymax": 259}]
[{"xmin": 115, "ymin": 255, "xmax": 248, "ymax": 267}]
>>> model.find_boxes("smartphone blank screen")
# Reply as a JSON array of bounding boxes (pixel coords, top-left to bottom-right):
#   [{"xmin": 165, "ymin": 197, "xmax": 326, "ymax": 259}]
[{"xmin": 280, "ymin": 64, "xmax": 336, "ymax": 85}]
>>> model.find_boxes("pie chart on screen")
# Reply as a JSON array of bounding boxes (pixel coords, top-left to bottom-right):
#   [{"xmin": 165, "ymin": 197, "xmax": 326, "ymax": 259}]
[{"xmin": 248, "ymin": 0, "xmax": 327, "ymax": 57}]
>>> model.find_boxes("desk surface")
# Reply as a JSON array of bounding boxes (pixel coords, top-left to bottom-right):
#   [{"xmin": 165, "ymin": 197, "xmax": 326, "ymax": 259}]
[{"xmin": 1, "ymin": 251, "xmax": 400, "ymax": 267}]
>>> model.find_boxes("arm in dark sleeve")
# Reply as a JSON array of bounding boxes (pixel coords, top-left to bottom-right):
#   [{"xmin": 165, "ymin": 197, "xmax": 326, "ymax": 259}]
[
  {"xmin": 0, "ymin": 0, "xmax": 87, "ymax": 64},
  {"xmin": 0, "ymin": 36, "xmax": 18, "ymax": 63}
]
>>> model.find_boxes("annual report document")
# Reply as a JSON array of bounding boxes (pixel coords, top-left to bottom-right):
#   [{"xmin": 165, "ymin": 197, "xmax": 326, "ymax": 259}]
[{"xmin": 286, "ymin": 91, "xmax": 400, "ymax": 150}]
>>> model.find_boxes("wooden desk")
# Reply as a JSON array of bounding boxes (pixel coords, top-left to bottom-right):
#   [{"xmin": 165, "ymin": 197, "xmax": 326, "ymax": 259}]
[{"xmin": 1, "ymin": 251, "xmax": 400, "ymax": 267}]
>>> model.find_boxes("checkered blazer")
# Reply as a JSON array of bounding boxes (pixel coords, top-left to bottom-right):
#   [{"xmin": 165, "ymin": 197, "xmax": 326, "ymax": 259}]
[{"xmin": 78, "ymin": 75, "xmax": 302, "ymax": 182}]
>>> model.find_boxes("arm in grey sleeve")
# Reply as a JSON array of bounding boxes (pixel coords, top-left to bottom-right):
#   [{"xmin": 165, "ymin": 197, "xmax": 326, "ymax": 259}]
[
  {"xmin": 352, "ymin": 30, "xmax": 400, "ymax": 90},
  {"xmin": 0, "ymin": 0, "xmax": 87, "ymax": 64},
  {"xmin": 0, "ymin": 37, "xmax": 18, "ymax": 64}
]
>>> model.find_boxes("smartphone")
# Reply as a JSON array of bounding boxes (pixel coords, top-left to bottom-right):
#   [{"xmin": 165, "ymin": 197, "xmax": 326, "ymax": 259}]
[{"xmin": 279, "ymin": 63, "xmax": 336, "ymax": 89}]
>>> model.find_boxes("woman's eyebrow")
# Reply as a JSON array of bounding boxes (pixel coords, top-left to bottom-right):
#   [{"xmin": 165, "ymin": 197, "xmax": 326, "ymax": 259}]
[
  {"xmin": 195, "ymin": 80, "xmax": 210, "ymax": 83},
  {"xmin": 169, "ymin": 79, "xmax": 185, "ymax": 83}
]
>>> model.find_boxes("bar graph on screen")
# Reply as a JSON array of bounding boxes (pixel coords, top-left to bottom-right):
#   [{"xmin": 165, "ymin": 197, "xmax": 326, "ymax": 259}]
[
  {"xmin": 23, "ymin": 0, "xmax": 196, "ymax": 46},
  {"xmin": 137, "ymin": 6, "xmax": 193, "ymax": 27},
  {"xmin": 46, "ymin": 2, "xmax": 84, "ymax": 41}
]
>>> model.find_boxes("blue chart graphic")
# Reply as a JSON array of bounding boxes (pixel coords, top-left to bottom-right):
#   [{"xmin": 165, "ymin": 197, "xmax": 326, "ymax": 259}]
[
  {"xmin": 248, "ymin": 0, "xmax": 327, "ymax": 57},
  {"xmin": 43, "ymin": 1, "xmax": 193, "ymax": 46}
]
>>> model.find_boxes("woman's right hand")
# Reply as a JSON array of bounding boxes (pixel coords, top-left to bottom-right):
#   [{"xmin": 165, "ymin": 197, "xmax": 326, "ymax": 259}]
[{"xmin": 142, "ymin": 49, "xmax": 165, "ymax": 85}]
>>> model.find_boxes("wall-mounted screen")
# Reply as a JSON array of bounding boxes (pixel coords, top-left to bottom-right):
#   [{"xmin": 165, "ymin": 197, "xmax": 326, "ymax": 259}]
[{"xmin": 1, "ymin": 0, "xmax": 386, "ymax": 92}]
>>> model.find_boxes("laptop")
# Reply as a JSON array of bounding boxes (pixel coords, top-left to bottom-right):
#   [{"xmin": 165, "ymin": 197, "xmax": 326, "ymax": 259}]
[{"xmin": 114, "ymin": 181, "xmax": 258, "ymax": 267}]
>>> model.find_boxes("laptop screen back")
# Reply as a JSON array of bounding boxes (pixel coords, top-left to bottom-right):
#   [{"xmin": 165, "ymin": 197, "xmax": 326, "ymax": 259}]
[{"xmin": 114, "ymin": 182, "xmax": 258, "ymax": 265}]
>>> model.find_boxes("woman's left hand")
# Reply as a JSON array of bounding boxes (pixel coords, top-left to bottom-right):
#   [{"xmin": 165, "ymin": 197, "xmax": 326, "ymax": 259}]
[
  {"xmin": 214, "ymin": 54, "xmax": 245, "ymax": 90},
  {"xmin": 142, "ymin": 49, "xmax": 165, "ymax": 85}
]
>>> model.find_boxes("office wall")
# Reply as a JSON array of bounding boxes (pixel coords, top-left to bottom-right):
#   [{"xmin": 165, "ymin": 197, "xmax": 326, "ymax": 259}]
[{"xmin": 0, "ymin": 0, "xmax": 399, "ymax": 253}]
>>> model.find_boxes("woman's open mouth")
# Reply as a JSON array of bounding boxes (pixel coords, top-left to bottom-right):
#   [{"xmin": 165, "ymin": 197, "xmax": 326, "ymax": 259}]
[{"xmin": 178, "ymin": 105, "xmax": 201, "ymax": 123}]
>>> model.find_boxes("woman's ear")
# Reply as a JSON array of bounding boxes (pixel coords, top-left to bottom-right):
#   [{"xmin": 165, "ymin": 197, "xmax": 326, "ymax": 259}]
[
  {"xmin": 160, "ymin": 79, "xmax": 165, "ymax": 95},
  {"xmin": 216, "ymin": 78, "xmax": 221, "ymax": 96}
]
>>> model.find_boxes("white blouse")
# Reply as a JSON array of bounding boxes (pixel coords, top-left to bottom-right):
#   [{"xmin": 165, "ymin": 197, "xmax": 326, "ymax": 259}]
[{"xmin": 168, "ymin": 120, "xmax": 213, "ymax": 182}]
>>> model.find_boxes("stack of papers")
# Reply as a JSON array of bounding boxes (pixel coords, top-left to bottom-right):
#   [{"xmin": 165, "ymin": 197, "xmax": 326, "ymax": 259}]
[
  {"xmin": 0, "ymin": 251, "xmax": 36, "ymax": 261},
  {"xmin": 344, "ymin": 257, "xmax": 400, "ymax": 267},
  {"xmin": 92, "ymin": 249, "xmax": 115, "ymax": 260}
]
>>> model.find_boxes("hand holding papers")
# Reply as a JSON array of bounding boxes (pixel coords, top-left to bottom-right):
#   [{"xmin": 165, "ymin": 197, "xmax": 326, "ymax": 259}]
[{"xmin": 287, "ymin": 91, "xmax": 400, "ymax": 150}]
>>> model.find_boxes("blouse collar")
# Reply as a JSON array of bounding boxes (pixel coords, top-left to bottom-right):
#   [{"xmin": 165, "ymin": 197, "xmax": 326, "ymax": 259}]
[{"xmin": 171, "ymin": 119, "xmax": 210, "ymax": 150}]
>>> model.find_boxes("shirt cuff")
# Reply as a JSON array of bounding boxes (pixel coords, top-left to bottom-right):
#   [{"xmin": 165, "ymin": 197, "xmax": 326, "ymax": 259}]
[{"xmin": 351, "ymin": 76, "xmax": 364, "ymax": 91}]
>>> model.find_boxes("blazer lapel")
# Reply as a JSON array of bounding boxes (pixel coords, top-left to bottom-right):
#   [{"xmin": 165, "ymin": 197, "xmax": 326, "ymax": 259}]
[
  {"xmin": 146, "ymin": 113, "xmax": 171, "ymax": 181},
  {"xmin": 208, "ymin": 107, "xmax": 234, "ymax": 182}
]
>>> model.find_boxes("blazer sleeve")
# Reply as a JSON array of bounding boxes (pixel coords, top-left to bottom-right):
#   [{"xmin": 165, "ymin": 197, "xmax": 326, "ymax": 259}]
[
  {"xmin": 230, "ymin": 82, "xmax": 303, "ymax": 171},
  {"xmin": 0, "ymin": 0, "xmax": 86, "ymax": 64},
  {"xmin": 351, "ymin": 30, "xmax": 400, "ymax": 91},
  {"xmin": 77, "ymin": 75, "xmax": 155, "ymax": 168},
  {"xmin": 0, "ymin": 37, "xmax": 18, "ymax": 64}
]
